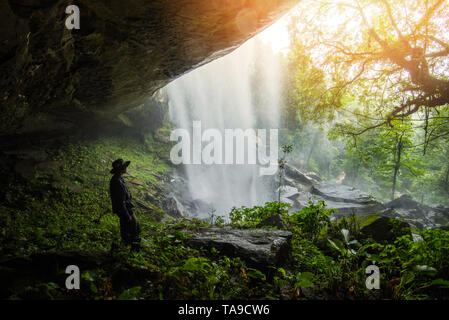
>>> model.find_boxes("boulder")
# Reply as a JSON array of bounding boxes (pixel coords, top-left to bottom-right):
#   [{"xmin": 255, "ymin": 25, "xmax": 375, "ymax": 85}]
[
  {"xmin": 184, "ymin": 227, "xmax": 292, "ymax": 271},
  {"xmin": 387, "ymin": 194, "xmax": 421, "ymax": 209},
  {"xmin": 161, "ymin": 195, "xmax": 186, "ymax": 218},
  {"xmin": 304, "ymin": 171, "xmax": 321, "ymax": 182},
  {"xmin": 279, "ymin": 185, "xmax": 300, "ymax": 206},
  {"xmin": 292, "ymin": 191, "xmax": 384, "ymax": 216},
  {"xmin": 190, "ymin": 199, "xmax": 215, "ymax": 215},
  {"xmin": 383, "ymin": 195, "xmax": 449, "ymax": 230},
  {"xmin": 284, "ymin": 164, "xmax": 315, "ymax": 188},
  {"xmin": 279, "ymin": 185, "xmax": 300, "ymax": 199},
  {"xmin": 312, "ymin": 183, "xmax": 378, "ymax": 205},
  {"xmin": 434, "ymin": 205, "xmax": 449, "ymax": 215},
  {"xmin": 360, "ymin": 215, "xmax": 411, "ymax": 243}
]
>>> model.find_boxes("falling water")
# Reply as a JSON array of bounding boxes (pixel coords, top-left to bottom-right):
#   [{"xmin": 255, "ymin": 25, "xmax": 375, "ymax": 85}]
[{"xmin": 165, "ymin": 36, "xmax": 284, "ymax": 218}]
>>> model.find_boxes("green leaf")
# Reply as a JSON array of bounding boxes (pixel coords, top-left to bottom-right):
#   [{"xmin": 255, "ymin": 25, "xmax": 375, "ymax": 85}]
[
  {"xmin": 431, "ymin": 279, "xmax": 449, "ymax": 288},
  {"xmin": 295, "ymin": 272, "xmax": 314, "ymax": 288},
  {"xmin": 246, "ymin": 268, "xmax": 266, "ymax": 280},
  {"xmin": 117, "ymin": 286, "xmax": 141, "ymax": 300}
]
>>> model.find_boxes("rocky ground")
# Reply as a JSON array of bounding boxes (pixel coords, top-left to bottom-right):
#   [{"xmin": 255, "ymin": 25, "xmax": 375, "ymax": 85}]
[
  {"xmin": 277, "ymin": 164, "xmax": 449, "ymax": 231},
  {"xmin": 164, "ymin": 162, "xmax": 449, "ymax": 231}
]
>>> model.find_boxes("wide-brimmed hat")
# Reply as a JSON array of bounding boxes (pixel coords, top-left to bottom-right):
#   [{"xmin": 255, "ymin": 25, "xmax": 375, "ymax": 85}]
[{"xmin": 110, "ymin": 158, "xmax": 131, "ymax": 174}]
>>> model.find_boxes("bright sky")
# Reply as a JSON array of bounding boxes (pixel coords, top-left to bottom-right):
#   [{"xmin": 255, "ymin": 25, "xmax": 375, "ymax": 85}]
[{"xmin": 256, "ymin": 14, "xmax": 291, "ymax": 54}]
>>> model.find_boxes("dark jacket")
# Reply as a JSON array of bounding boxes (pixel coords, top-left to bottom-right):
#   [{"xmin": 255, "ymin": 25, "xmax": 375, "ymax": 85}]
[{"xmin": 110, "ymin": 174, "xmax": 135, "ymax": 218}]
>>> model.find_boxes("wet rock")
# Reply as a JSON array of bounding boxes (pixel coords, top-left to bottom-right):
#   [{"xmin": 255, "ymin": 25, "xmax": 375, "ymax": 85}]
[
  {"xmin": 162, "ymin": 172, "xmax": 217, "ymax": 218},
  {"xmin": 434, "ymin": 205, "xmax": 449, "ymax": 215},
  {"xmin": 383, "ymin": 195, "xmax": 449, "ymax": 230},
  {"xmin": 360, "ymin": 216, "xmax": 411, "ymax": 243},
  {"xmin": 279, "ymin": 186, "xmax": 300, "ymax": 209},
  {"xmin": 190, "ymin": 199, "xmax": 214, "ymax": 215},
  {"xmin": 312, "ymin": 183, "xmax": 378, "ymax": 205},
  {"xmin": 162, "ymin": 195, "xmax": 186, "ymax": 218},
  {"xmin": 387, "ymin": 195, "xmax": 418, "ymax": 209},
  {"xmin": 184, "ymin": 227, "xmax": 292, "ymax": 271},
  {"xmin": 304, "ymin": 171, "xmax": 321, "ymax": 182},
  {"xmin": 293, "ymin": 191, "xmax": 384, "ymax": 216},
  {"xmin": 281, "ymin": 167, "xmax": 384, "ymax": 216},
  {"xmin": 284, "ymin": 164, "xmax": 315, "ymax": 187},
  {"xmin": 279, "ymin": 185, "xmax": 300, "ymax": 199}
]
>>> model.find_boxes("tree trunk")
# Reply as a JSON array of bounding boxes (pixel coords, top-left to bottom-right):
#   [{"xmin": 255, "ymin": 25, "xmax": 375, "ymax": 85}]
[
  {"xmin": 420, "ymin": 182, "xmax": 425, "ymax": 204},
  {"xmin": 445, "ymin": 162, "xmax": 449, "ymax": 194},
  {"xmin": 306, "ymin": 131, "xmax": 320, "ymax": 170},
  {"xmin": 352, "ymin": 161, "xmax": 359, "ymax": 185},
  {"xmin": 392, "ymin": 135, "xmax": 403, "ymax": 200}
]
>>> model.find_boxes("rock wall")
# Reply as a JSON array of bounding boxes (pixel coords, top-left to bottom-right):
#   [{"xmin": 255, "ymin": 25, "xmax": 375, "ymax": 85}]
[{"xmin": 0, "ymin": 0, "xmax": 298, "ymax": 138}]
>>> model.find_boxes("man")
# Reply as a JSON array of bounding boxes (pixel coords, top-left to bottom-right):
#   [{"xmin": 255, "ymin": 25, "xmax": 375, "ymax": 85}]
[{"xmin": 109, "ymin": 158, "xmax": 141, "ymax": 251}]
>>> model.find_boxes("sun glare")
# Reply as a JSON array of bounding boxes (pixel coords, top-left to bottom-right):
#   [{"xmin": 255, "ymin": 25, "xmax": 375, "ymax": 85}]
[{"xmin": 256, "ymin": 15, "xmax": 291, "ymax": 54}]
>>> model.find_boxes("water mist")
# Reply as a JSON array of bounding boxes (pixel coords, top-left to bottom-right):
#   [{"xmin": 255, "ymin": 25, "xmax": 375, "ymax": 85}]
[{"xmin": 165, "ymin": 37, "xmax": 284, "ymax": 218}]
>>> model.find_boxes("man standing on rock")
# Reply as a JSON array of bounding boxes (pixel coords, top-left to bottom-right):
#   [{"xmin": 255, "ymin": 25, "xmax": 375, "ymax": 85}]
[{"xmin": 109, "ymin": 159, "xmax": 141, "ymax": 252}]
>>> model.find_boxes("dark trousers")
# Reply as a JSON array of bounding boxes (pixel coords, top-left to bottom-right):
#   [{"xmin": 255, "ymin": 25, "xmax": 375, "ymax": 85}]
[{"xmin": 118, "ymin": 211, "xmax": 141, "ymax": 249}]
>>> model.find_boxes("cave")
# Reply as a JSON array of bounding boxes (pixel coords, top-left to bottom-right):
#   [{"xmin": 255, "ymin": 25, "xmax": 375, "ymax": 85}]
[{"xmin": 1, "ymin": 0, "xmax": 449, "ymax": 305}]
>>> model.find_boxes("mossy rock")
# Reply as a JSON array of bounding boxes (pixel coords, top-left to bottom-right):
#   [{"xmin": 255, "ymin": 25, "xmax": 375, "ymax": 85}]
[
  {"xmin": 360, "ymin": 215, "xmax": 411, "ymax": 243},
  {"xmin": 357, "ymin": 214, "xmax": 381, "ymax": 228},
  {"xmin": 434, "ymin": 224, "xmax": 449, "ymax": 232}
]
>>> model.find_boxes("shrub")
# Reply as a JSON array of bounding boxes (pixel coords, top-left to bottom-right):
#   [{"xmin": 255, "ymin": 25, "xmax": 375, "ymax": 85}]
[
  {"xmin": 229, "ymin": 201, "xmax": 290, "ymax": 228},
  {"xmin": 289, "ymin": 200, "xmax": 334, "ymax": 241}
]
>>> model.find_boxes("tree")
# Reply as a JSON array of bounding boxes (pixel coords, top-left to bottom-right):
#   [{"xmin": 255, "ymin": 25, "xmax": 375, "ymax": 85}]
[
  {"xmin": 288, "ymin": 0, "xmax": 449, "ymax": 136},
  {"xmin": 283, "ymin": 1, "xmax": 449, "ymax": 204},
  {"xmin": 285, "ymin": 39, "xmax": 335, "ymax": 128}
]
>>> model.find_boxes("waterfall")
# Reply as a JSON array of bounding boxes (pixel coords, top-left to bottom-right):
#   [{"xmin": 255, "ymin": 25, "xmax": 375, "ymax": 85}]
[{"xmin": 165, "ymin": 36, "xmax": 284, "ymax": 218}]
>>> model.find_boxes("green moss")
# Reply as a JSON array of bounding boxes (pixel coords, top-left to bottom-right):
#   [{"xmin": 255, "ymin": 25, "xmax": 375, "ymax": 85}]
[
  {"xmin": 356, "ymin": 214, "xmax": 381, "ymax": 228},
  {"xmin": 1, "ymin": 134, "xmax": 171, "ymax": 256}
]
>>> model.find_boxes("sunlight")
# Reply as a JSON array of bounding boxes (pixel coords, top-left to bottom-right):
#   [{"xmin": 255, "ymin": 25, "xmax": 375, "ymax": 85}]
[{"xmin": 256, "ymin": 14, "xmax": 290, "ymax": 54}]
